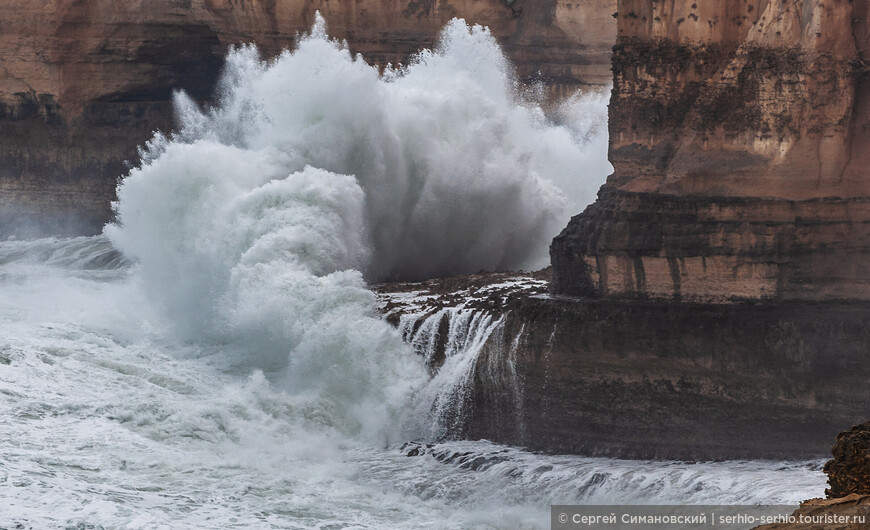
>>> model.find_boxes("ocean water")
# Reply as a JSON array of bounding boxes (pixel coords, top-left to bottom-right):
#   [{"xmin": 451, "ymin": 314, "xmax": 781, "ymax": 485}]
[{"xmin": 0, "ymin": 15, "xmax": 826, "ymax": 529}]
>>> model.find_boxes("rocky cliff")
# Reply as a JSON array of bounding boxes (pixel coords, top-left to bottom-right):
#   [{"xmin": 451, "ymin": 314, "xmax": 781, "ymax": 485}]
[
  {"xmin": 552, "ymin": 0, "xmax": 870, "ymax": 302},
  {"xmin": 755, "ymin": 495, "xmax": 870, "ymax": 530},
  {"xmin": 0, "ymin": 0, "xmax": 615, "ymax": 238},
  {"xmin": 378, "ymin": 271, "xmax": 870, "ymax": 459},
  {"xmin": 380, "ymin": 1, "xmax": 870, "ymax": 456}
]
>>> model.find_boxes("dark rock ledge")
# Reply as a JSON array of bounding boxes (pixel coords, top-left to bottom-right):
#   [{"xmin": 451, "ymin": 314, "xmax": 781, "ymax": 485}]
[{"xmin": 375, "ymin": 270, "xmax": 870, "ymax": 460}]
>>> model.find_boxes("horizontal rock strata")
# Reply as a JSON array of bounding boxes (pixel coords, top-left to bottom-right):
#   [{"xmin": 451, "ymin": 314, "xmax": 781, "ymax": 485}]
[
  {"xmin": 552, "ymin": 188, "xmax": 870, "ymax": 302},
  {"xmin": 552, "ymin": 0, "xmax": 870, "ymax": 301},
  {"xmin": 377, "ymin": 271, "xmax": 870, "ymax": 459}
]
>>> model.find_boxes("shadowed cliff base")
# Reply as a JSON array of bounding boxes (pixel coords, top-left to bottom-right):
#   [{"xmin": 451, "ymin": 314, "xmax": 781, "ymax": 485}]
[{"xmin": 377, "ymin": 271, "xmax": 870, "ymax": 460}]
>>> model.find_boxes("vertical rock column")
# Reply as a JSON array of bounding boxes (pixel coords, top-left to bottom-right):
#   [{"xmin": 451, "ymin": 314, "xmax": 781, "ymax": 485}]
[{"xmin": 552, "ymin": 0, "xmax": 870, "ymax": 302}]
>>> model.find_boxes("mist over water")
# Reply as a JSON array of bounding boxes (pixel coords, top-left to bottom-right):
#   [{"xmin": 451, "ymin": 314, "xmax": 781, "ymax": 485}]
[
  {"xmin": 0, "ymin": 237, "xmax": 825, "ymax": 527},
  {"xmin": 105, "ymin": 14, "xmax": 610, "ymax": 443},
  {"xmin": 0, "ymin": 15, "xmax": 825, "ymax": 530},
  {"xmin": 118, "ymin": 14, "xmax": 610, "ymax": 283}
]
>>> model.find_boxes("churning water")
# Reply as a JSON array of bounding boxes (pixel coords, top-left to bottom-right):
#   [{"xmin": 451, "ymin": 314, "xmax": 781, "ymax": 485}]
[{"xmin": 0, "ymin": 16, "xmax": 824, "ymax": 529}]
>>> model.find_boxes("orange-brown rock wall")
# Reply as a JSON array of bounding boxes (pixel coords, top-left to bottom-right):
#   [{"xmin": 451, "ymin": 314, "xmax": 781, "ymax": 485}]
[
  {"xmin": 552, "ymin": 0, "xmax": 870, "ymax": 302},
  {"xmin": 608, "ymin": 0, "xmax": 865, "ymax": 199}
]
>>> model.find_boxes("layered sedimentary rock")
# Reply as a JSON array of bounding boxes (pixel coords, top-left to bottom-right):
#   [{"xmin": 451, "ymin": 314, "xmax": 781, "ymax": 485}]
[
  {"xmin": 378, "ymin": 271, "xmax": 870, "ymax": 459},
  {"xmin": 0, "ymin": 0, "xmax": 615, "ymax": 237},
  {"xmin": 552, "ymin": 0, "xmax": 870, "ymax": 302}
]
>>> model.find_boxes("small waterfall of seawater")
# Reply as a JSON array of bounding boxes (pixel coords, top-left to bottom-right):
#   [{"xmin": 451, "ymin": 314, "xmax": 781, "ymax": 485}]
[
  {"xmin": 400, "ymin": 306, "xmax": 527, "ymax": 442},
  {"xmin": 0, "ymin": 12, "xmax": 830, "ymax": 528},
  {"xmin": 103, "ymin": 11, "xmax": 612, "ymax": 446}
]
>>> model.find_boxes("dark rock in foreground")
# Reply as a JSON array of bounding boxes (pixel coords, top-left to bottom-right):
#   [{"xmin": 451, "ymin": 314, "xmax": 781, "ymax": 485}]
[
  {"xmin": 825, "ymin": 422, "xmax": 870, "ymax": 498},
  {"xmin": 756, "ymin": 425, "xmax": 870, "ymax": 529},
  {"xmin": 754, "ymin": 495, "xmax": 870, "ymax": 530}
]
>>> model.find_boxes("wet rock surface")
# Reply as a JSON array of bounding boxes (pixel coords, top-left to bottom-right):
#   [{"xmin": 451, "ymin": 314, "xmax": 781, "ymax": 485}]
[
  {"xmin": 400, "ymin": 441, "xmax": 511, "ymax": 471},
  {"xmin": 377, "ymin": 270, "xmax": 870, "ymax": 460},
  {"xmin": 754, "ymin": 495, "xmax": 870, "ymax": 529},
  {"xmin": 375, "ymin": 268, "xmax": 550, "ymax": 326}
]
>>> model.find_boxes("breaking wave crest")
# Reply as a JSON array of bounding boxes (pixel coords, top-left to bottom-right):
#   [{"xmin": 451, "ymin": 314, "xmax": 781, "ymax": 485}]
[
  {"xmin": 0, "ymin": 14, "xmax": 828, "ymax": 529},
  {"xmin": 105, "ymin": 14, "xmax": 608, "ymax": 442}
]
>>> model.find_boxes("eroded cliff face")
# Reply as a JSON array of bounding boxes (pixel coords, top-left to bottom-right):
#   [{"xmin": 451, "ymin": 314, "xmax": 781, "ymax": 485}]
[
  {"xmin": 377, "ymin": 271, "xmax": 870, "ymax": 459},
  {"xmin": 0, "ymin": 0, "xmax": 616, "ymax": 237},
  {"xmin": 552, "ymin": 0, "xmax": 870, "ymax": 302}
]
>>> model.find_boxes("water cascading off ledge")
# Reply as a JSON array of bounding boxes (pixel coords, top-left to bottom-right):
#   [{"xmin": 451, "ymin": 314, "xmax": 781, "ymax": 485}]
[{"xmin": 377, "ymin": 271, "xmax": 553, "ymax": 447}]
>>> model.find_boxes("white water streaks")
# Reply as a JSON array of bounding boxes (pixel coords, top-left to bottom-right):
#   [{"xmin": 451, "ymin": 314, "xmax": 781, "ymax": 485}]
[
  {"xmin": 0, "ymin": 14, "xmax": 826, "ymax": 530},
  {"xmin": 106, "ymin": 14, "xmax": 611, "ymax": 444},
  {"xmin": 0, "ymin": 237, "xmax": 826, "ymax": 529},
  {"xmin": 405, "ymin": 308, "xmax": 506, "ymax": 439}
]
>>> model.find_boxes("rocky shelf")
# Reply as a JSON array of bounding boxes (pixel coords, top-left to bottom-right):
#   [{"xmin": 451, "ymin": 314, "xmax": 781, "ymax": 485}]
[{"xmin": 376, "ymin": 270, "xmax": 870, "ymax": 460}]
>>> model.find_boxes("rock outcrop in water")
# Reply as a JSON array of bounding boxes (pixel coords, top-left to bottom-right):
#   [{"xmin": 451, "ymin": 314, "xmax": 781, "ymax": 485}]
[
  {"xmin": 825, "ymin": 422, "xmax": 870, "ymax": 498},
  {"xmin": 551, "ymin": 0, "xmax": 870, "ymax": 302},
  {"xmin": 0, "ymin": 0, "xmax": 615, "ymax": 238},
  {"xmin": 755, "ymin": 495, "xmax": 870, "ymax": 530},
  {"xmin": 754, "ymin": 423, "xmax": 870, "ymax": 529}
]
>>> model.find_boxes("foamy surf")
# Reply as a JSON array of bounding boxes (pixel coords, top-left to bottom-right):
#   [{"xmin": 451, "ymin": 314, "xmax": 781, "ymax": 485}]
[
  {"xmin": 0, "ymin": 239, "xmax": 824, "ymax": 527},
  {"xmin": 0, "ymin": 14, "xmax": 825, "ymax": 530}
]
